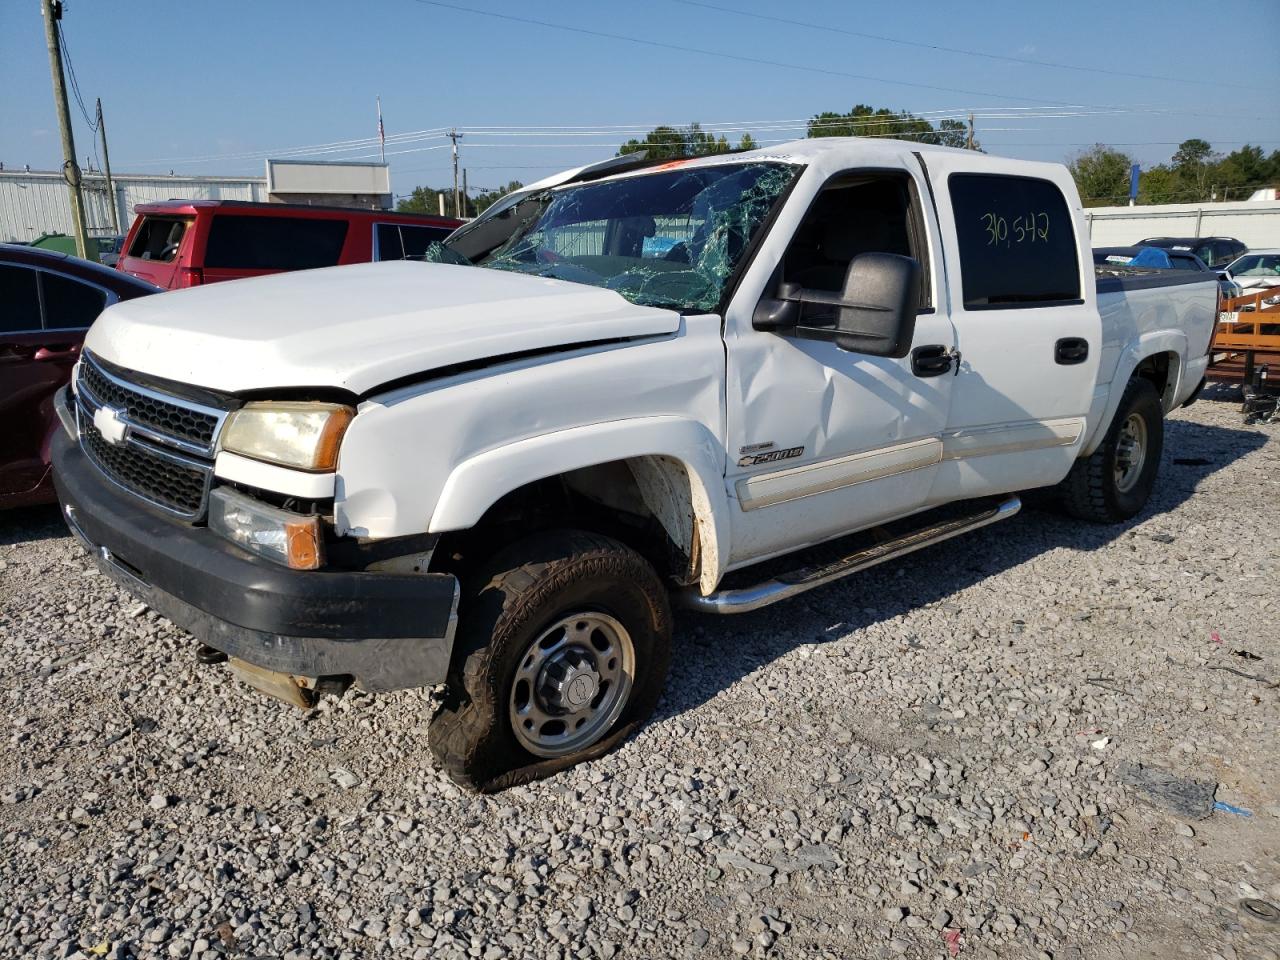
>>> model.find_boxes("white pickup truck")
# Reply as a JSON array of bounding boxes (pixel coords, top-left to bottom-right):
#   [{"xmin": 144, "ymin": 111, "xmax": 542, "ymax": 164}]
[{"xmin": 53, "ymin": 138, "xmax": 1216, "ymax": 791}]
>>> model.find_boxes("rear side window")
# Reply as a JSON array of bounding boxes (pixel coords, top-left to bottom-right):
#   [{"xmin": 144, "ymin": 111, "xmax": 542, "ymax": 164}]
[
  {"xmin": 41, "ymin": 272, "xmax": 107, "ymax": 329},
  {"xmin": 204, "ymin": 215, "xmax": 349, "ymax": 271},
  {"xmin": 127, "ymin": 217, "xmax": 190, "ymax": 263},
  {"xmin": 948, "ymin": 174, "xmax": 1080, "ymax": 309},
  {"xmin": 375, "ymin": 223, "xmax": 453, "ymax": 260},
  {"xmin": 0, "ymin": 265, "xmax": 42, "ymax": 332}
]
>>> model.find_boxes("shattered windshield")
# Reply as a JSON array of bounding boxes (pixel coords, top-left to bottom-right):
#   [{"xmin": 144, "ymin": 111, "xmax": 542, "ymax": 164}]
[{"xmin": 470, "ymin": 162, "xmax": 798, "ymax": 312}]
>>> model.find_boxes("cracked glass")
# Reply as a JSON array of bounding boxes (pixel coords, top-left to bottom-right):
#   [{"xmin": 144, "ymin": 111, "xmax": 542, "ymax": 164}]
[{"xmin": 455, "ymin": 162, "xmax": 798, "ymax": 312}]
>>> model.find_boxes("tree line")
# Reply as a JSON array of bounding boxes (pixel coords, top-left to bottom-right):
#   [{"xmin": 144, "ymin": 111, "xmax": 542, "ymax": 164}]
[
  {"xmin": 1068, "ymin": 140, "xmax": 1280, "ymax": 207},
  {"xmin": 398, "ymin": 111, "xmax": 1278, "ymax": 218},
  {"xmin": 396, "ymin": 104, "xmax": 970, "ymax": 217}
]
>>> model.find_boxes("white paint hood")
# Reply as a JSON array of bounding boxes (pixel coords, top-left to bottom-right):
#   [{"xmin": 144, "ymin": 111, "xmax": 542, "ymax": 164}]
[{"xmin": 85, "ymin": 260, "xmax": 680, "ymax": 395}]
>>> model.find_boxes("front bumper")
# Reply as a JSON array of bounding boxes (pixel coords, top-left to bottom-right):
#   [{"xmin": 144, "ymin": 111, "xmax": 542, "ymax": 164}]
[{"xmin": 51, "ymin": 427, "xmax": 458, "ymax": 692}]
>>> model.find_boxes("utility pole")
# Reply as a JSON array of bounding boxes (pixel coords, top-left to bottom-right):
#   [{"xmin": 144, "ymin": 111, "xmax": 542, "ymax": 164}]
[
  {"xmin": 448, "ymin": 128, "xmax": 463, "ymax": 218},
  {"xmin": 41, "ymin": 0, "xmax": 89, "ymax": 258},
  {"xmin": 966, "ymin": 112, "xmax": 975, "ymax": 151},
  {"xmin": 96, "ymin": 98, "xmax": 120, "ymax": 234}
]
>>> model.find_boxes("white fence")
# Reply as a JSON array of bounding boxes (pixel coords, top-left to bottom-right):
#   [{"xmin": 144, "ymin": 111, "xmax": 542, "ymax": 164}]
[
  {"xmin": 1084, "ymin": 200, "xmax": 1280, "ymax": 249},
  {"xmin": 0, "ymin": 169, "xmax": 268, "ymax": 242}
]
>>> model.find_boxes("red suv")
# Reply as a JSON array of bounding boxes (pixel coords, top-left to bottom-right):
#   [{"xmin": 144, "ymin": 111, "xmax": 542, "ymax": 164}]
[{"xmin": 117, "ymin": 201, "xmax": 463, "ymax": 289}]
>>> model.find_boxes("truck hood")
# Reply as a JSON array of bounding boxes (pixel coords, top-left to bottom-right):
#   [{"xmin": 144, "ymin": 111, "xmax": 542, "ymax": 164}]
[{"xmin": 85, "ymin": 260, "xmax": 681, "ymax": 395}]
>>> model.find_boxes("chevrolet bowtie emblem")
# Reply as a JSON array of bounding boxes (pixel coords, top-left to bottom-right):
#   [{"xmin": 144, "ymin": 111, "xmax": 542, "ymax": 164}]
[{"xmin": 93, "ymin": 405, "xmax": 129, "ymax": 445}]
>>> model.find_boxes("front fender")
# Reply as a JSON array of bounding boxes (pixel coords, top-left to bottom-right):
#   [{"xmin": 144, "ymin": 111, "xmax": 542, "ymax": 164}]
[{"xmin": 430, "ymin": 416, "xmax": 732, "ymax": 592}]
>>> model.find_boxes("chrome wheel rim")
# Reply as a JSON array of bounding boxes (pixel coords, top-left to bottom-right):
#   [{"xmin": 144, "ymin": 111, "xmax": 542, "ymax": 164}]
[
  {"xmin": 508, "ymin": 611, "xmax": 636, "ymax": 758},
  {"xmin": 1114, "ymin": 413, "xmax": 1148, "ymax": 493}
]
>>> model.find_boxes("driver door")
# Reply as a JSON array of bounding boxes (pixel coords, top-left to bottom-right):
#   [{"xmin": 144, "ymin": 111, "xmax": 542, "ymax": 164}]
[{"xmin": 724, "ymin": 165, "xmax": 955, "ymax": 566}]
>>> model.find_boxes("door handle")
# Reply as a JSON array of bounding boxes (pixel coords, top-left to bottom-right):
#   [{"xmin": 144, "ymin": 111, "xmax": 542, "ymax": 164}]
[
  {"xmin": 911, "ymin": 344, "xmax": 954, "ymax": 377},
  {"xmin": 33, "ymin": 345, "xmax": 81, "ymax": 362},
  {"xmin": 1055, "ymin": 337, "xmax": 1089, "ymax": 365}
]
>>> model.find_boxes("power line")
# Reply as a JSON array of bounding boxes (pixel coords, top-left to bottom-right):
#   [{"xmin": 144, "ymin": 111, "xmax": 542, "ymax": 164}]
[
  {"xmin": 55, "ymin": 21, "xmax": 97, "ymax": 131},
  {"xmin": 671, "ymin": 0, "xmax": 1255, "ymax": 91},
  {"xmin": 55, "ymin": 19, "xmax": 103, "ymax": 175},
  {"xmin": 128, "ymin": 103, "xmax": 1228, "ymax": 169},
  {"xmin": 123, "ymin": 111, "xmax": 1280, "ymax": 174},
  {"xmin": 409, "ymin": 0, "xmax": 1099, "ymax": 108},
  {"xmin": 407, "ymin": 0, "xmax": 1275, "ymax": 123}
]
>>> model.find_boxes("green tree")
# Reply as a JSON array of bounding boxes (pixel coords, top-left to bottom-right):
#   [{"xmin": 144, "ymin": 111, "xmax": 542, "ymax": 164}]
[
  {"xmin": 807, "ymin": 105, "xmax": 975, "ymax": 150},
  {"xmin": 618, "ymin": 122, "xmax": 735, "ymax": 159},
  {"xmin": 737, "ymin": 133, "xmax": 758, "ymax": 151},
  {"xmin": 1215, "ymin": 145, "xmax": 1280, "ymax": 199},
  {"xmin": 397, "ymin": 180, "xmax": 525, "ymax": 219},
  {"xmin": 396, "ymin": 185, "xmax": 446, "ymax": 215},
  {"xmin": 1171, "ymin": 138, "xmax": 1219, "ymax": 200},
  {"xmin": 1136, "ymin": 164, "xmax": 1181, "ymax": 205},
  {"xmin": 1067, "ymin": 144, "xmax": 1135, "ymax": 207},
  {"xmin": 470, "ymin": 180, "xmax": 525, "ymax": 216}
]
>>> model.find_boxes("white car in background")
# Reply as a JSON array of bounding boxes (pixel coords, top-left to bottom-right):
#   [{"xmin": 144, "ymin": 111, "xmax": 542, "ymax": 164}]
[{"xmin": 1222, "ymin": 249, "xmax": 1280, "ymax": 292}]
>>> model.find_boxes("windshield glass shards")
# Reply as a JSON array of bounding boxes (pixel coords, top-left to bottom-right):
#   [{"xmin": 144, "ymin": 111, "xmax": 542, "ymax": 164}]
[{"xmin": 473, "ymin": 162, "xmax": 798, "ymax": 312}]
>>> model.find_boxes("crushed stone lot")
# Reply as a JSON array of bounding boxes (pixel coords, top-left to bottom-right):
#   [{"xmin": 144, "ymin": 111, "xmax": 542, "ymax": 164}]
[{"xmin": 1, "ymin": 392, "xmax": 1277, "ymax": 960}]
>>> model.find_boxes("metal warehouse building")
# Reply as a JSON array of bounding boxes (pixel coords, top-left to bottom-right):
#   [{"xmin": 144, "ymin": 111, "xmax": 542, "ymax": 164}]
[
  {"xmin": 0, "ymin": 168, "xmax": 268, "ymax": 242},
  {"xmin": 1085, "ymin": 199, "xmax": 1280, "ymax": 249},
  {"xmin": 0, "ymin": 160, "xmax": 392, "ymax": 243}
]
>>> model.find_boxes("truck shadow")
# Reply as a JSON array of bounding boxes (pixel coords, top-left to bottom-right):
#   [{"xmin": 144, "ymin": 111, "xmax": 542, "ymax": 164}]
[
  {"xmin": 0, "ymin": 504, "xmax": 66, "ymax": 546},
  {"xmin": 654, "ymin": 414, "xmax": 1268, "ymax": 724}
]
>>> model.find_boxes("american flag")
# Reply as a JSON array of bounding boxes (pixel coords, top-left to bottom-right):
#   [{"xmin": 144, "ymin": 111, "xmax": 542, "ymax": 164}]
[{"xmin": 377, "ymin": 96, "xmax": 386, "ymax": 162}]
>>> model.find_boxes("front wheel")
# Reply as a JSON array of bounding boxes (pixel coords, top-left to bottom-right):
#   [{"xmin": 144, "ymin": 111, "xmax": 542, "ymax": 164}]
[
  {"xmin": 1060, "ymin": 376, "xmax": 1164, "ymax": 523},
  {"xmin": 429, "ymin": 530, "xmax": 672, "ymax": 792}
]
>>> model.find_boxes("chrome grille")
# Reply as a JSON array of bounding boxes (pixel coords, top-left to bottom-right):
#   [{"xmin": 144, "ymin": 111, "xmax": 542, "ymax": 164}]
[
  {"xmin": 82, "ymin": 419, "xmax": 211, "ymax": 515},
  {"xmin": 75, "ymin": 352, "xmax": 230, "ymax": 519},
  {"xmin": 78, "ymin": 354, "xmax": 221, "ymax": 453}
]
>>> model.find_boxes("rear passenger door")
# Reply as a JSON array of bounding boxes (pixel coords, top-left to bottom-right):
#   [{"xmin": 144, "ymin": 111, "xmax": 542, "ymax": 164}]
[{"xmin": 919, "ymin": 158, "xmax": 1101, "ymax": 502}]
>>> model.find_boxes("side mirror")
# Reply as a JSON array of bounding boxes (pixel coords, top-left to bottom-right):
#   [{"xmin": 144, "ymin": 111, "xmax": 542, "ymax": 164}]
[{"xmin": 832, "ymin": 253, "xmax": 921, "ymax": 358}]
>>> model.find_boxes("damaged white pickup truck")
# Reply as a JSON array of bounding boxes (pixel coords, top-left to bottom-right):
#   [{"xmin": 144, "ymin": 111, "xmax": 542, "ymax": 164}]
[{"xmin": 53, "ymin": 139, "xmax": 1216, "ymax": 790}]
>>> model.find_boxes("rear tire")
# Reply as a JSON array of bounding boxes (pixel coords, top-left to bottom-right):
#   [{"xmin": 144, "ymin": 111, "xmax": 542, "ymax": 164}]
[
  {"xmin": 1060, "ymin": 377, "xmax": 1164, "ymax": 523},
  {"xmin": 429, "ymin": 530, "xmax": 671, "ymax": 792}
]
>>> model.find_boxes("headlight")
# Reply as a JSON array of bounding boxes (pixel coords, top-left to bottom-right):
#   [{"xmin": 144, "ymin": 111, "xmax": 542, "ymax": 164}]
[
  {"xmin": 209, "ymin": 487, "xmax": 324, "ymax": 570},
  {"xmin": 220, "ymin": 401, "xmax": 354, "ymax": 471}
]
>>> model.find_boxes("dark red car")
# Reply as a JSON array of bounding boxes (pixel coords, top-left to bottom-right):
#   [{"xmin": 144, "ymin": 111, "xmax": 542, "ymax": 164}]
[
  {"xmin": 1, "ymin": 244, "xmax": 159, "ymax": 509},
  {"xmin": 117, "ymin": 200, "xmax": 463, "ymax": 289}
]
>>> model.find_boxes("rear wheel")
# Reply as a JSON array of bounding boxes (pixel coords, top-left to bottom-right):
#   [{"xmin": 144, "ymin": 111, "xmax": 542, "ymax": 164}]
[
  {"xmin": 1060, "ymin": 377, "xmax": 1164, "ymax": 523},
  {"xmin": 429, "ymin": 530, "xmax": 671, "ymax": 792}
]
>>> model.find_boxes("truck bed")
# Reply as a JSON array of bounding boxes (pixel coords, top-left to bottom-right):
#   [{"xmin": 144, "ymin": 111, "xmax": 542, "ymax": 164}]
[
  {"xmin": 1094, "ymin": 263, "xmax": 1217, "ymax": 296},
  {"xmin": 1092, "ymin": 266, "xmax": 1218, "ymax": 414}
]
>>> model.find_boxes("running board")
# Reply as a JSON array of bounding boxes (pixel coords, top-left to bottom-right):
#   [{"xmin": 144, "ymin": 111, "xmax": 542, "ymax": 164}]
[{"xmin": 679, "ymin": 495, "xmax": 1021, "ymax": 615}]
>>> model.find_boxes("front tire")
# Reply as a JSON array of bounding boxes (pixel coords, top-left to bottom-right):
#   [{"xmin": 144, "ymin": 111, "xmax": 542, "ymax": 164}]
[
  {"xmin": 429, "ymin": 530, "xmax": 672, "ymax": 792},
  {"xmin": 1060, "ymin": 377, "xmax": 1164, "ymax": 523}
]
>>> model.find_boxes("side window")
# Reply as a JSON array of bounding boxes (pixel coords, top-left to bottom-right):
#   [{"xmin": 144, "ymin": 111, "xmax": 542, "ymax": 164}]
[
  {"xmin": 375, "ymin": 223, "xmax": 404, "ymax": 260},
  {"xmin": 781, "ymin": 173, "xmax": 931, "ymax": 309},
  {"xmin": 0, "ymin": 265, "xmax": 42, "ymax": 333},
  {"xmin": 948, "ymin": 174, "xmax": 1079, "ymax": 308},
  {"xmin": 204, "ymin": 216, "xmax": 349, "ymax": 271},
  {"xmin": 40, "ymin": 272, "xmax": 107, "ymax": 329},
  {"xmin": 375, "ymin": 223, "xmax": 454, "ymax": 260},
  {"xmin": 127, "ymin": 217, "xmax": 189, "ymax": 262}
]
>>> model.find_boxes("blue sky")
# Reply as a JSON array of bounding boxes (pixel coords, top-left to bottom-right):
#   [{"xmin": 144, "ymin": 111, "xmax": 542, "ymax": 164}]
[{"xmin": 2, "ymin": 0, "xmax": 1277, "ymax": 201}]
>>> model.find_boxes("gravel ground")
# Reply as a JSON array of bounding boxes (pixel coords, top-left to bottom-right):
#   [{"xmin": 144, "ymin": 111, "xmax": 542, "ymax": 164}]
[{"xmin": 2, "ymin": 391, "xmax": 1278, "ymax": 960}]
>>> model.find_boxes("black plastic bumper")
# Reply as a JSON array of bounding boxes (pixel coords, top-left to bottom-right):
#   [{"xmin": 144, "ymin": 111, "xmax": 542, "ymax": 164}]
[{"xmin": 51, "ymin": 428, "xmax": 458, "ymax": 692}]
